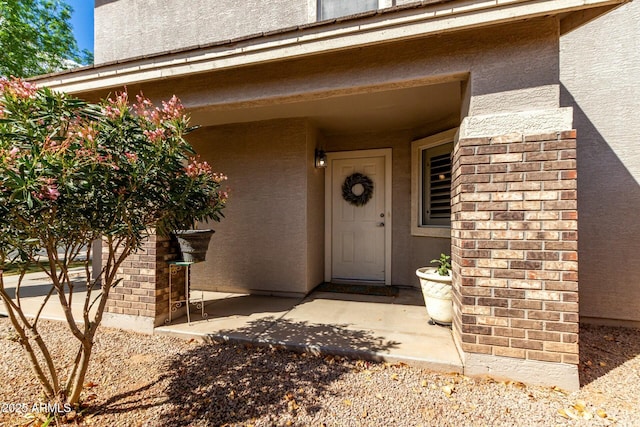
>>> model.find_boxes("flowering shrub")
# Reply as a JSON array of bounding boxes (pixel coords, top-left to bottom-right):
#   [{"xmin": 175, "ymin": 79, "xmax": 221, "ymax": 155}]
[{"xmin": 0, "ymin": 77, "xmax": 227, "ymax": 407}]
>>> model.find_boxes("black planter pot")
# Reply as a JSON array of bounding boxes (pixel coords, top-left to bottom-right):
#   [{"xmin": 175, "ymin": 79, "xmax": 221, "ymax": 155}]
[{"xmin": 173, "ymin": 229, "xmax": 215, "ymax": 263}]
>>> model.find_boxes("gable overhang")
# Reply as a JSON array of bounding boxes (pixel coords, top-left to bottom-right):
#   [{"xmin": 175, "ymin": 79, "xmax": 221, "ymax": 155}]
[{"xmin": 34, "ymin": 0, "xmax": 627, "ymax": 94}]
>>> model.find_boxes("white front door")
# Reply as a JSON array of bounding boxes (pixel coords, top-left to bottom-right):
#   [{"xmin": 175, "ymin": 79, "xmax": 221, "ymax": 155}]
[{"xmin": 329, "ymin": 153, "xmax": 388, "ymax": 282}]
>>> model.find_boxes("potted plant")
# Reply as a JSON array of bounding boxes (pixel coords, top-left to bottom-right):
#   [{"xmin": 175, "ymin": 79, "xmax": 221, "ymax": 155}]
[
  {"xmin": 416, "ymin": 253, "xmax": 452, "ymax": 326},
  {"xmin": 160, "ymin": 156, "xmax": 228, "ymax": 263},
  {"xmin": 126, "ymin": 96, "xmax": 229, "ymax": 264}
]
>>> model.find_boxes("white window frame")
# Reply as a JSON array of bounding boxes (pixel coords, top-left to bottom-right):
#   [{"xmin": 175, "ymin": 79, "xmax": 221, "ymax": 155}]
[
  {"xmin": 312, "ymin": 0, "xmax": 393, "ymax": 21},
  {"xmin": 411, "ymin": 128, "xmax": 457, "ymax": 238}
]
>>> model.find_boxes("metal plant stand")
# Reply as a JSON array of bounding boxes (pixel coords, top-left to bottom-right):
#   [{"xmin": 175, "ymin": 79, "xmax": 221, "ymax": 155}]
[{"xmin": 166, "ymin": 261, "xmax": 208, "ymax": 325}]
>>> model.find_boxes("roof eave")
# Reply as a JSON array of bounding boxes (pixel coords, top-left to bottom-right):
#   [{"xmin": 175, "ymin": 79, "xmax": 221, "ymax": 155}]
[{"xmin": 33, "ymin": 0, "xmax": 628, "ymax": 94}]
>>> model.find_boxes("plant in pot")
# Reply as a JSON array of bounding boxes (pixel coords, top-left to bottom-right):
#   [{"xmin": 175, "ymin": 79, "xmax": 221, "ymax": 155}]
[
  {"xmin": 416, "ymin": 253, "xmax": 452, "ymax": 326},
  {"xmin": 159, "ymin": 156, "xmax": 228, "ymax": 263}
]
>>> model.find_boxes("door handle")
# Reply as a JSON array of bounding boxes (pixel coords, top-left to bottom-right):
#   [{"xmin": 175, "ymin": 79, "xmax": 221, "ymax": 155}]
[{"xmin": 377, "ymin": 222, "xmax": 385, "ymax": 227}]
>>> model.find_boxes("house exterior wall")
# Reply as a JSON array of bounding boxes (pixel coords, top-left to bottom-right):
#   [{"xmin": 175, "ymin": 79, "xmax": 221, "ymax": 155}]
[
  {"xmin": 184, "ymin": 118, "xmax": 322, "ymax": 296},
  {"xmin": 74, "ymin": 6, "xmax": 590, "ymax": 387},
  {"xmin": 560, "ymin": 1, "xmax": 640, "ymax": 326},
  {"xmin": 93, "ymin": 0, "xmax": 440, "ymax": 64},
  {"xmin": 70, "ymin": 16, "xmax": 563, "ymax": 297},
  {"xmin": 94, "ymin": 0, "xmax": 310, "ymax": 64},
  {"xmin": 306, "ymin": 128, "xmax": 326, "ymax": 288},
  {"xmin": 113, "ymin": 17, "xmax": 560, "ymax": 130}
]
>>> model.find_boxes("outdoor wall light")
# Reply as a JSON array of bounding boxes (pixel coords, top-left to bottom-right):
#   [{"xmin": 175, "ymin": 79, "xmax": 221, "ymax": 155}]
[{"xmin": 315, "ymin": 148, "xmax": 327, "ymax": 168}]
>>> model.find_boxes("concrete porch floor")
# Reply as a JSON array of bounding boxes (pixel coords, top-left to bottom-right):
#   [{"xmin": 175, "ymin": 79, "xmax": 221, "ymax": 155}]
[
  {"xmin": 155, "ymin": 288, "xmax": 463, "ymax": 373},
  {"xmin": 0, "ymin": 270, "xmax": 462, "ymax": 374}
]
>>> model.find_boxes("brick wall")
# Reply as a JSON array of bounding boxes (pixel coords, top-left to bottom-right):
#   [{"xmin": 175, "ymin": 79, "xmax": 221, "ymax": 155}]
[
  {"xmin": 451, "ymin": 131, "xmax": 578, "ymax": 365},
  {"xmin": 104, "ymin": 233, "xmax": 185, "ymax": 325}
]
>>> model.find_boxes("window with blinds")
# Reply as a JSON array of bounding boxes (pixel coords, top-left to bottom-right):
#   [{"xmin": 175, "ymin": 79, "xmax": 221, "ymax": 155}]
[
  {"xmin": 421, "ymin": 142, "xmax": 453, "ymax": 226},
  {"xmin": 318, "ymin": 0, "xmax": 378, "ymax": 20}
]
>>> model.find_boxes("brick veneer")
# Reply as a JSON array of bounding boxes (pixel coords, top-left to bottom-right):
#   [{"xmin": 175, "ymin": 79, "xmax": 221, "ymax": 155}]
[
  {"xmin": 104, "ymin": 233, "xmax": 185, "ymax": 325},
  {"xmin": 451, "ymin": 131, "xmax": 578, "ymax": 365}
]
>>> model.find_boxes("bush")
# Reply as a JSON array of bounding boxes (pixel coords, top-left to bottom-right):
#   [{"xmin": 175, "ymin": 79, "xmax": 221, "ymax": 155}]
[{"xmin": 0, "ymin": 77, "xmax": 227, "ymax": 407}]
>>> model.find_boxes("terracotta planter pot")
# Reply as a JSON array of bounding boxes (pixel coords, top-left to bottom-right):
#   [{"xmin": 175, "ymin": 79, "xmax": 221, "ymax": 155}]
[
  {"xmin": 173, "ymin": 229, "xmax": 215, "ymax": 263},
  {"xmin": 416, "ymin": 267, "xmax": 453, "ymax": 326}
]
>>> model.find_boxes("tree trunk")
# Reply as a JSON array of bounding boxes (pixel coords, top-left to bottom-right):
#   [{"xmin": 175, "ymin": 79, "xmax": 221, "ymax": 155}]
[{"xmin": 68, "ymin": 341, "xmax": 92, "ymax": 405}]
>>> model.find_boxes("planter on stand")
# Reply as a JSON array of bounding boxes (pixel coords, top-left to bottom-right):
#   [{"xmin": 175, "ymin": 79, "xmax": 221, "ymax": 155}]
[{"xmin": 172, "ymin": 229, "xmax": 215, "ymax": 263}]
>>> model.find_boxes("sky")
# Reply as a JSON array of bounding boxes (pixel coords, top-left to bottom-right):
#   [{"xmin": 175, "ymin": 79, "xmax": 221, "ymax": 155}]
[{"xmin": 67, "ymin": 0, "xmax": 94, "ymax": 55}]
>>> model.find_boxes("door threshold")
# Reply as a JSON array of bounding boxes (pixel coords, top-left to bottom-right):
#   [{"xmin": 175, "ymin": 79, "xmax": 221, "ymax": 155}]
[
  {"xmin": 330, "ymin": 279, "xmax": 387, "ymax": 286},
  {"xmin": 314, "ymin": 282, "xmax": 399, "ymax": 297}
]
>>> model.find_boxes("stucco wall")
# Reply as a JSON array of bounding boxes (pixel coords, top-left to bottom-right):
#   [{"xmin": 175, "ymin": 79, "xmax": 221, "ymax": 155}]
[
  {"xmin": 306, "ymin": 127, "xmax": 326, "ymax": 288},
  {"xmin": 117, "ymin": 18, "xmax": 560, "ymax": 127},
  {"xmin": 94, "ymin": 0, "xmax": 310, "ymax": 64},
  {"xmin": 186, "ymin": 118, "xmax": 321, "ymax": 296},
  {"xmin": 560, "ymin": 1, "xmax": 640, "ymax": 325},
  {"xmin": 93, "ymin": 0, "xmax": 449, "ymax": 64},
  {"xmin": 322, "ymin": 130, "xmax": 451, "ymax": 286}
]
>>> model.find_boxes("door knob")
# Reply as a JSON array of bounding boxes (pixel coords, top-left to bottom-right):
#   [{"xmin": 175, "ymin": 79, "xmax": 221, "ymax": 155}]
[{"xmin": 377, "ymin": 222, "xmax": 385, "ymax": 227}]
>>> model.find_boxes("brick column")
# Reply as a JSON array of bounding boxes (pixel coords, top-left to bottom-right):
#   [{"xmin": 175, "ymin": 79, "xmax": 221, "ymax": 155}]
[
  {"xmin": 102, "ymin": 232, "xmax": 185, "ymax": 332},
  {"xmin": 451, "ymin": 131, "xmax": 578, "ymax": 389}
]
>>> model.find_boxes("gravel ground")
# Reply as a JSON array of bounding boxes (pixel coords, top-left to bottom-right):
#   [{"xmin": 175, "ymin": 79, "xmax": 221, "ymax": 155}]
[{"xmin": 0, "ymin": 318, "xmax": 638, "ymax": 426}]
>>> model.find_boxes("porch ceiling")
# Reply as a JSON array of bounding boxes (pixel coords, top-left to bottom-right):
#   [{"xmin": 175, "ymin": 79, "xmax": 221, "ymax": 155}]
[{"xmin": 189, "ymin": 81, "xmax": 461, "ymax": 135}]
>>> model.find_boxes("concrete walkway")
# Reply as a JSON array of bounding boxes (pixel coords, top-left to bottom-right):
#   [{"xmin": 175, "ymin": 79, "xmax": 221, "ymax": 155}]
[
  {"xmin": 1, "ymin": 270, "xmax": 463, "ymax": 374},
  {"xmin": 156, "ymin": 288, "xmax": 463, "ymax": 373},
  {"xmin": 0, "ymin": 268, "xmax": 94, "ymax": 322}
]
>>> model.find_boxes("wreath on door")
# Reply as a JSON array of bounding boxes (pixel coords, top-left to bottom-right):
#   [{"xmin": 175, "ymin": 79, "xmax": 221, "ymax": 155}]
[{"xmin": 342, "ymin": 173, "xmax": 374, "ymax": 206}]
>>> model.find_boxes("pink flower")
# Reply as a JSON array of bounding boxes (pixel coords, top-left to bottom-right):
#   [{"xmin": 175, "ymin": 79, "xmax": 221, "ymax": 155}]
[
  {"xmin": 0, "ymin": 77, "xmax": 37, "ymax": 99},
  {"xmin": 132, "ymin": 92, "xmax": 154, "ymax": 119},
  {"xmin": 125, "ymin": 152, "xmax": 138, "ymax": 163},
  {"xmin": 219, "ymin": 190, "xmax": 230, "ymax": 201},
  {"xmin": 161, "ymin": 95, "xmax": 185, "ymax": 120},
  {"xmin": 212, "ymin": 172, "xmax": 228, "ymax": 183},
  {"xmin": 36, "ymin": 178, "xmax": 60, "ymax": 201},
  {"xmin": 8, "ymin": 147, "xmax": 19, "ymax": 158},
  {"xmin": 144, "ymin": 128, "xmax": 165, "ymax": 143},
  {"xmin": 104, "ymin": 90, "xmax": 130, "ymax": 117},
  {"xmin": 102, "ymin": 105, "xmax": 120, "ymax": 119},
  {"xmin": 185, "ymin": 157, "xmax": 213, "ymax": 178},
  {"xmin": 44, "ymin": 186, "xmax": 60, "ymax": 200}
]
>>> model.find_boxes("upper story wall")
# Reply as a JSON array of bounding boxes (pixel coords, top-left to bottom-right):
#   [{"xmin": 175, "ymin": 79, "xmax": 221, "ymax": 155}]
[
  {"xmin": 94, "ymin": 0, "xmax": 418, "ymax": 64},
  {"xmin": 560, "ymin": 0, "xmax": 640, "ymax": 325}
]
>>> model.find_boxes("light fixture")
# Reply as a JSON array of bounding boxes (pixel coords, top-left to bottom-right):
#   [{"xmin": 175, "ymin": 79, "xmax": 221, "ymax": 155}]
[{"xmin": 315, "ymin": 148, "xmax": 327, "ymax": 168}]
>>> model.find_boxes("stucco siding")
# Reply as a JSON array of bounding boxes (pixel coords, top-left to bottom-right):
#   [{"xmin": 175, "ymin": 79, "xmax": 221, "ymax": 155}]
[
  {"xmin": 560, "ymin": 1, "xmax": 640, "ymax": 325},
  {"xmin": 93, "ymin": 0, "xmax": 464, "ymax": 65},
  {"xmin": 322, "ymin": 130, "xmax": 451, "ymax": 287},
  {"xmin": 94, "ymin": 0, "xmax": 310, "ymax": 64},
  {"xmin": 306, "ymin": 126, "xmax": 326, "ymax": 291},
  {"xmin": 115, "ymin": 18, "xmax": 560, "ymax": 130},
  {"xmin": 186, "ymin": 118, "xmax": 315, "ymax": 295}
]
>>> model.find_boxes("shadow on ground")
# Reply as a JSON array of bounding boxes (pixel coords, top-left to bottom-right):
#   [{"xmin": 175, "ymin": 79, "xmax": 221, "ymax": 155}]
[
  {"xmin": 579, "ymin": 323, "xmax": 640, "ymax": 387},
  {"xmin": 1, "ymin": 279, "xmax": 89, "ymax": 299},
  {"xmin": 210, "ymin": 316, "xmax": 402, "ymax": 358},
  {"xmin": 149, "ymin": 317, "xmax": 396, "ymax": 425}
]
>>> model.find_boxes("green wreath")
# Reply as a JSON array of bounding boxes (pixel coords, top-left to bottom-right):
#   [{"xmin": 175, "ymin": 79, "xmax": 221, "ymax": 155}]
[{"xmin": 342, "ymin": 173, "xmax": 374, "ymax": 206}]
